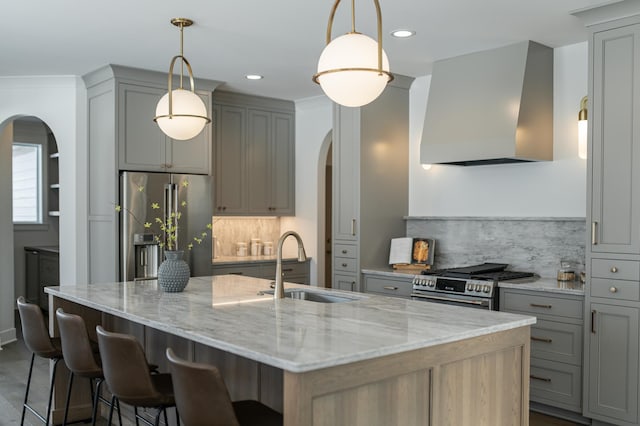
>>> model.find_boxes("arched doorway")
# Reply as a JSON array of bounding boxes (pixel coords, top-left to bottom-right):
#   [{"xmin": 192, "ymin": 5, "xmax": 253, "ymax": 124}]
[
  {"xmin": 0, "ymin": 116, "xmax": 60, "ymax": 346},
  {"xmin": 316, "ymin": 131, "xmax": 332, "ymax": 288}
]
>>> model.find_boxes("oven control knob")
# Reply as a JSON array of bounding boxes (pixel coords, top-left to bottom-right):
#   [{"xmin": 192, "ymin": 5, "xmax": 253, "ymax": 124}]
[
  {"xmin": 473, "ymin": 284, "xmax": 481, "ymax": 292},
  {"xmin": 482, "ymin": 285, "xmax": 490, "ymax": 293},
  {"xmin": 422, "ymin": 279, "xmax": 429, "ymax": 287},
  {"xmin": 465, "ymin": 283, "xmax": 472, "ymax": 292},
  {"xmin": 427, "ymin": 280, "xmax": 435, "ymax": 287}
]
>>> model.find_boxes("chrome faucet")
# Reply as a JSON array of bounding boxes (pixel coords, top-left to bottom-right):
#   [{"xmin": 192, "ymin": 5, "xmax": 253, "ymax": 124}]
[{"xmin": 274, "ymin": 231, "xmax": 307, "ymax": 299}]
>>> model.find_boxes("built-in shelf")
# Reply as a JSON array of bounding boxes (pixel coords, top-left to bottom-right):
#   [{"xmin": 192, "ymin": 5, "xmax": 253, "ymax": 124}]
[
  {"xmin": 49, "ymin": 152, "xmax": 59, "ymax": 159},
  {"xmin": 49, "ymin": 183, "xmax": 60, "ymax": 189},
  {"xmin": 48, "ymin": 211, "xmax": 60, "ymax": 217}
]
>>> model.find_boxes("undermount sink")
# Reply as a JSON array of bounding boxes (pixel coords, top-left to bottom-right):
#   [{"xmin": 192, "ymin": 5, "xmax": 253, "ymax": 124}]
[{"xmin": 261, "ymin": 288, "xmax": 361, "ymax": 304}]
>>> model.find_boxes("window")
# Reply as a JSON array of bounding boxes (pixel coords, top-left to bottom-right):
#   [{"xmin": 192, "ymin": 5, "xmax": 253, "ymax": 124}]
[{"xmin": 12, "ymin": 143, "xmax": 43, "ymax": 224}]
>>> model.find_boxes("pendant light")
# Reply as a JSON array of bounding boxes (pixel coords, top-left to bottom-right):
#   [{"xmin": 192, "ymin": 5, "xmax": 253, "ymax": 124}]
[
  {"xmin": 313, "ymin": 0, "xmax": 394, "ymax": 107},
  {"xmin": 578, "ymin": 96, "xmax": 588, "ymax": 159},
  {"xmin": 154, "ymin": 18, "xmax": 211, "ymax": 141}
]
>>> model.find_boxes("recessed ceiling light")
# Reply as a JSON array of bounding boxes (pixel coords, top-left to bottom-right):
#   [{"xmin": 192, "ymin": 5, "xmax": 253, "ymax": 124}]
[
  {"xmin": 245, "ymin": 74, "xmax": 263, "ymax": 80},
  {"xmin": 391, "ymin": 29, "xmax": 415, "ymax": 38}
]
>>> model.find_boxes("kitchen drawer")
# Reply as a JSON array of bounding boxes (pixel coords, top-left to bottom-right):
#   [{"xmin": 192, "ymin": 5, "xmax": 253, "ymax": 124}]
[
  {"xmin": 334, "ymin": 243, "xmax": 357, "ymax": 259},
  {"xmin": 591, "ymin": 277, "xmax": 640, "ymax": 301},
  {"xmin": 501, "ymin": 290, "xmax": 583, "ymax": 320},
  {"xmin": 363, "ymin": 275, "xmax": 412, "ymax": 298},
  {"xmin": 531, "ymin": 320, "xmax": 582, "ymax": 365},
  {"xmin": 591, "ymin": 258, "xmax": 640, "ymax": 281},
  {"xmin": 334, "ymin": 257, "xmax": 357, "ymax": 274},
  {"xmin": 211, "ymin": 264, "xmax": 264, "ymax": 277},
  {"xmin": 530, "ymin": 358, "xmax": 582, "ymax": 413}
]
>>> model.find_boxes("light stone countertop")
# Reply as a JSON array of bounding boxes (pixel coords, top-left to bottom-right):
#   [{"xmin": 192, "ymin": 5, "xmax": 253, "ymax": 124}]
[
  {"xmin": 361, "ymin": 268, "xmax": 416, "ymax": 279},
  {"xmin": 498, "ymin": 277, "xmax": 585, "ymax": 296},
  {"xmin": 46, "ymin": 275, "xmax": 535, "ymax": 373}
]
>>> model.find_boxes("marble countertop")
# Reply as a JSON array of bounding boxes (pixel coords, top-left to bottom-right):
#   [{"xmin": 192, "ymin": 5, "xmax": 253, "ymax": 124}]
[
  {"xmin": 46, "ymin": 276, "xmax": 535, "ymax": 373},
  {"xmin": 361, "ymin": 268, "xmax": 416, "ymax": 279},
  {"xmin": 498, "ymin": 277, "xmax": 585, "ymax": 295}
]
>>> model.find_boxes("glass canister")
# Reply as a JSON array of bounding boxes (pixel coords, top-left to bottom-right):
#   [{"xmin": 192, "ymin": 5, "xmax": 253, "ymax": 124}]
[
  {"xmin": 557, "ymin": 260, "xmax": 576, "ymax": 282},
  {"xmin": 236, "ymin": 242, "xmax": 248, "ymax": 257},
  {"xmin": 250, "ymin": 238, "xmax": 262, "ymax": 256},
  {"xmin": 263, "ymin": 241, "xmax": 274, "ymax": 256}
]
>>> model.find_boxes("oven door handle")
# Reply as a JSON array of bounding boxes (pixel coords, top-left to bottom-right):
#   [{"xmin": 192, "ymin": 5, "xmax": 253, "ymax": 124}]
[{"xmin": 411, "ymin": 293, "xmax": 489, "ymax": 306}]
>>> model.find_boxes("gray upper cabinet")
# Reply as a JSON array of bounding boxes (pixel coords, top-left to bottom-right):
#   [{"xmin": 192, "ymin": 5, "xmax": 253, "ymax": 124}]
[
  {"xmin": 332, "ymin": 76, "xmax": 414, "ymax": 291},
  {"xmin": 118, "ymin": 82, "xmax": 212, "ymax": 175},
  {"xmin": 213, "ymin": 91, "xmax": 295, "ymax": 216},
  {"xmin": 589, "ymin": 23, "xmax": 640, "ymax": 254}
]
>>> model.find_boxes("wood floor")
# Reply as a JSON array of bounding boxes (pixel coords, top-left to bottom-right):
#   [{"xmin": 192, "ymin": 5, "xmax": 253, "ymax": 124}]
[{"xmin": 0, "ymin": 312, "xmax": 580, "ymax": 426}]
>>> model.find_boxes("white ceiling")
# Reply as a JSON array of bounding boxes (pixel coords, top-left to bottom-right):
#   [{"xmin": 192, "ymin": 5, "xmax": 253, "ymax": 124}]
[{"xmin": 1, "ymin": 0, "xmax": 607, "ymax": 101}]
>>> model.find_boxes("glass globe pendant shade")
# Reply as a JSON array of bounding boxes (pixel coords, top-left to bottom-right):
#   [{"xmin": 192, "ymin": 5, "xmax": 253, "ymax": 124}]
[
  {"xmin": 316, "ymin": 33, "xmax": 390, "ymax": 107},
  {"xmin": 155, "ymin": 89, "xmax": 208, "ymax": 140}
]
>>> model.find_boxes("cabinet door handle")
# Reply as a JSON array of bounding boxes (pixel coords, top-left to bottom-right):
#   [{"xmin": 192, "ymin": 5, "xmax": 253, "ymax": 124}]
[
  {"xmin": 591, "ymin": 310, "xmax": 596, "ymax": 334},
  {"xmin": 530, "ymin": 303, "xmax": 552, "ymax": 309},
  {"xmin": 530, "ymin": 375, "xmax": 551, "ymax": 383},
  {"xmin": 531, "ymin": 336, "xmax": 553, "ymax": 343},
  {"xmin": 592, "ymin": 221, "xmax": 598, "ymax": 245},
  {"xmin": 341, "ymin": 263, "xmax": 348, "ymax": 267},
  {"xmin": 383, "ymin": 286, "xmax": 399, "ymax": 291},
  {"xmin": 341, "ymin": 249, "xmax": 348, "ymax": 254},
  {"xmin": 609, "ymin": 286, "xmax": 618, "ymax": 293},
  {"xmin": 351, "ymin": 219, "xmax": 356, "ymax": 236},
  {"xmin": 610, "ymin": 266, "xmax": 618, "ymax": 273}
]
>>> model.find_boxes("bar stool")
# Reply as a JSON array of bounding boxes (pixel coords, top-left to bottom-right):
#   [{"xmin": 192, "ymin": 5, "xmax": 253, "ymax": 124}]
[
  {"xmin": 96, "ymin": 326, "xmax": 179, "ymax": 426},
  {"xmin": 56, "ymin": 308, "xmax": 122, "ymax": 426},
  {"xmin": 16, "ymin": 296, "xmax": 64, "ymax": 426},
  {"xmin": 166, "ymin": 348, "xmax": 282, "ymax": 426}
]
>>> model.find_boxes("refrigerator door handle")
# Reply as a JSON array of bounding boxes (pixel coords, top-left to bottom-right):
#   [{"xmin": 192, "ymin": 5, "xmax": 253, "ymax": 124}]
[{"xmin": 164, "ymin": 182, "xmax": 179, "ymax": 249}]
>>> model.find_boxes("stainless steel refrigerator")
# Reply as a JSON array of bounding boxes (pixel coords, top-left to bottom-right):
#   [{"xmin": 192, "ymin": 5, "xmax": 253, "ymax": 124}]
[{"xmin": 120, "ymin": 171, "xmax": 213, "ymax": 281}]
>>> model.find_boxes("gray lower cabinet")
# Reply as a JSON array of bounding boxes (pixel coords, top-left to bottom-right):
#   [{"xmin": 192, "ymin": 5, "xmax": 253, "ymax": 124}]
[
  {"xmin": 331, "ymin": 76, "xmax": 413, "ymax": 292},
  {"xmin": 362, "ymin": 273, "xmax": 412, "ymax": 299},
  {"xmin": 499, "ymin": 288, "xmax": 583, "ymax": 413},
  {"xmin": 25, "ymin": 248, "xmax": 59, "ymax": 311},
  {"xmin": 213, "ymin": 91, "xmax": 295, "ymax": 216},
  {"xmin": 211, "ymin": 260, "xmax": 310, "ymax": 285},
  {"xmin": 587, "ymin": 302, "xmax": 639, "ymax": 424}
]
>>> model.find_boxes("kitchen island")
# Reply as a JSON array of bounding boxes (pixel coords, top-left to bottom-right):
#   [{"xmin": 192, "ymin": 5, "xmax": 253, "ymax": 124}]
[{"xmin": 46, "ymin": 275, "xmax": 535, "ymax": 425}]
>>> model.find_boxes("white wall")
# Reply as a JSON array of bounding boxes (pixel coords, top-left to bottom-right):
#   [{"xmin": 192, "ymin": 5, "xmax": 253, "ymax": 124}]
[
  {"xmin": 409, "ymin": 42, "xmax": 588, "ymax": 217},
  {"xmin": 282, "ymin": 95, "xmax": 333, "ymax": 286},
  {"xmin": 0, "ymin": 76, "xmax": 88, "ymax": 345}
]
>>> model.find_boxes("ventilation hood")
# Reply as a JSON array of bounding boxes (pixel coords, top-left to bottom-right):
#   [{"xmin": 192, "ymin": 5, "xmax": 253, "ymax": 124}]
[{"xmin": 421, "ymin": 41, "xmax": 553, "ymax": 166}]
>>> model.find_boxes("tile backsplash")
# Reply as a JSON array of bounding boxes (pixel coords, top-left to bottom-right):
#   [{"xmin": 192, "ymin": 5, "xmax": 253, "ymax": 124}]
[
  {"xmin": 213, "ymin": 217, "xmax": 281, "ymax": 257},
  {"xmin": 405, "ymin": 217, "xmax": 586, "ymax": 279}
]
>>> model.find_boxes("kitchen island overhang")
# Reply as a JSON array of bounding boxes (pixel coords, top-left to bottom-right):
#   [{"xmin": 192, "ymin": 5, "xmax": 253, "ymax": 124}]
[{"xmin": 46, "ymin": 275, "xmax": 535, "ymax": 425}]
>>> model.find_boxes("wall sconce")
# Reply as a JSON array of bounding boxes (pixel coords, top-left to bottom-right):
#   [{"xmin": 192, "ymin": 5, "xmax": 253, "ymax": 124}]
[
  {"xmin": 313, "ymin": 0, "xmax": 394, "ymax": 107},
  {"xmin": 578, "ymin": 96, "xmax": 587, "ymax": 159},
  {"xmin": 154, "ymin": 18, "xmax": 211, "ymax": 141}
]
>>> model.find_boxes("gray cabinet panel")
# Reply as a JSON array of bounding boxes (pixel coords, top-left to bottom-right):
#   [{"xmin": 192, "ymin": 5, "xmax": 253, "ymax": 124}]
[
  {"xmin": 591, "ymin": 258, "xmax": 640, "ymax": 281},
  {"xmin": 334, "ymin": 274, "xmax": 357, "ymax": 292},
  {"xmin": 213, "ymin": 93, "xmax": 295, "ymax": 216},
  {"xmin": 363, "ymin": 274, "xmax": 412, "ymax": 299},
  {"xmin": 214, "ymin": 104, "xmax": 246, "ymax": 214},
  {"xmin": 501, "ymin": 291, "xmax": 583, "ymax": 320},
  {"xmin": 591, "ymin": 24, "xmax": 640, "ymax": 254},
  {"xmin": 591, "ymin": 277, "xmax": 640, "ymax": 301},
  {"xmin": 530, "ymin": 358, "xmax": 582, "ymax": 412},
  {"xmin": 531, "ymin": 320, "xmax": 583, "ymax": 365},
  {"xmin": 332, "ymin": 106, "xmax": 359, "ymax": 242},
  {"xmin": 118, "ymin": 83, "xmax": 211, "ymax": 174},
  {"xmin": 588, "ymin": 303, "xmax": 638, "ymax": 424}
]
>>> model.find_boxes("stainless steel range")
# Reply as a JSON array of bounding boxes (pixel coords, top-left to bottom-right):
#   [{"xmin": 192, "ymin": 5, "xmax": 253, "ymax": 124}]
[{"xmin": 411, "ymin": 263, "xmax": 534, "ymax": 310}]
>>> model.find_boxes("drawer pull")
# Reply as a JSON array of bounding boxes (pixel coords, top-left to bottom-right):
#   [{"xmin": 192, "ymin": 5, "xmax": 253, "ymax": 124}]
[
  {"xmin": 229, "ymin": 272, "xmax": 243, "ymax": 275},
  {"xmin": 530, "ymin": 375, "xmax": 552, "ymax": 383},
  {"xmin": 609, "ymin": 286, "xmax": 618, "ymax": 293},
  {"xmin": 530, "ymin": 303, "xmax": 552, "ymax": 309},
  {"xmin": 531, "ymin": 336, "xmax": 553, "ymax": 343},
  {"xmin": 341, "ymin": 249, "xmax": 347, "ymax": 254},
  {"xmin": 342, "ymin": 263, "xmax": 348, "ymax": 267},
  {"xmin": 610, "ymin": 266, "xmax": 618, "ymax": 273},
  {"xmin": 592, "ymin": 221, "xmax": 598, "ymax": 245},
  {"xmin": 283, "ymin": 268, "xmax": 294, "ymax": 272},
  {"xmin": 383, "ymin": 286, "xmax": 399, "ymax": 291}
]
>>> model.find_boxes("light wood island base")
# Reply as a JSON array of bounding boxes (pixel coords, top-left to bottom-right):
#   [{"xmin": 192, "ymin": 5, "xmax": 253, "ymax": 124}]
[{"xmin": 49, "ymin": 295, "xmax": 530, "ymax": 426}]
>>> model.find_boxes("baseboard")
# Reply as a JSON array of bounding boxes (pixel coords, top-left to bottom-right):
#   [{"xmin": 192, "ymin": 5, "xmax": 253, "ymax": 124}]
[
  {"xmin": 530, "ymin": 402, "xmax": 592, "ymax": 425},
  {"xmin": 0, "ymin": 327, "xmax": 17, "ymax": 348}
]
